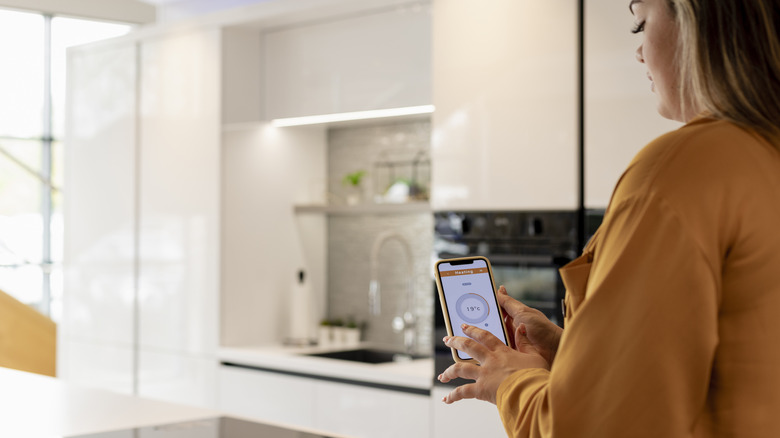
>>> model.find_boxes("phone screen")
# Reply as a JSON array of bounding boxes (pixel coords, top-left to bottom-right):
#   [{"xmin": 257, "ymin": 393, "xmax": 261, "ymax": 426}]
[{"xmin": 437, "ymin": 258, "xmax": 507, "ymax": 360}]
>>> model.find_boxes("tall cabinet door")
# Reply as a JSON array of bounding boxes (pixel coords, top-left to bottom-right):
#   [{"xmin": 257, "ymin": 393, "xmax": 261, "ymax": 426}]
[
  {"xmin": 584, "ymin": 0, "xmax": 681, "ymax": 208},
  {"xmin": 62, "ymin": 41, "xmax": 138, "ymax": 394},
  {"xmin": 431, "ymin": 0, "xmax": 579, "ymax": 210},
  {"xmin": 137, "ymin": 28, "xmax": 221, "ymax": 407}
]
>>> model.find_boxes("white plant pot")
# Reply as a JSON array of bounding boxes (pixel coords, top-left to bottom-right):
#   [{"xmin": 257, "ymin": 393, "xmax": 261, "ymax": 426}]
[
  {"xmin": 331, "ymin": 326, "xmax": 347, "ymax": 345},
  {"xmin": 318, "ymin": 326, "xmax": 333, "ymax": 347},
  {"xmin": 343, "ymin": 328, "xmax": 361, "ymax": 346}
]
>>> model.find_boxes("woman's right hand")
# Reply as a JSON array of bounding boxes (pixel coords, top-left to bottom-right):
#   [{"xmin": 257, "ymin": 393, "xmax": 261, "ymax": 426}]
[{"xmin": 497, "ymin": 285, "xmax": 563, "ymax": 366}]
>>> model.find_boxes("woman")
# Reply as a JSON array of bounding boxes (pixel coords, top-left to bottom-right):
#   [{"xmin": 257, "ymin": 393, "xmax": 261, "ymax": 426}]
[{"xmin": 438, "ymin": 0, "xmax": 780, "ymax": 436}]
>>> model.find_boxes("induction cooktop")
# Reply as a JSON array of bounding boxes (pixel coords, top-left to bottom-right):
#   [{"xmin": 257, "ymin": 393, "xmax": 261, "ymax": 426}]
[{"xmin": 66, "ymin": 416, "xmax": 335, "ymax": 438}]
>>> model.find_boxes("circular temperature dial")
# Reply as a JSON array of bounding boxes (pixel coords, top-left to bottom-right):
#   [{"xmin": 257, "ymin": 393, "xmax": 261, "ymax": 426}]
[{"xmin": 455, "ymin": 293, "xmax": 490, "ymax": 324}]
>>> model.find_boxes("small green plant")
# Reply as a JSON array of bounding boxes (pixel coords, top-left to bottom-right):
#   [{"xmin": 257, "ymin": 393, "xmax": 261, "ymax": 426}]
[{"xmin": 342, "ymin": 170, "xmax": 366, "ymax": 187}]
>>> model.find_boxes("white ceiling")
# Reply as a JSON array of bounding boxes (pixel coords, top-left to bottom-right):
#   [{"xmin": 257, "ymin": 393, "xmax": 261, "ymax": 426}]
[{"xmin": 0, "ymin": 0, "xmax": 156, "ymax": 23}]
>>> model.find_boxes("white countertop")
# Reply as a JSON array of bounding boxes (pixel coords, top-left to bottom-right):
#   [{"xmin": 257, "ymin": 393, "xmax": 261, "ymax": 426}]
[
  {"xmin": 0, "ymin": 367, "xmax": 219, "ymax": 437},
  {"xmin": 218, "ymin": 344, "xmax": 434, "ymax": 391},
  {"xmin": 0, "ymin": 367, "xmax": 354, "ymax": 438}
]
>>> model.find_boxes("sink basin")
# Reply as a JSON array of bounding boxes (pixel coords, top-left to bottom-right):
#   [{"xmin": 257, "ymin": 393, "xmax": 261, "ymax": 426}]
[{"xmin": 304, "ymin": 348, "xmax": 426, "ymax": 364}]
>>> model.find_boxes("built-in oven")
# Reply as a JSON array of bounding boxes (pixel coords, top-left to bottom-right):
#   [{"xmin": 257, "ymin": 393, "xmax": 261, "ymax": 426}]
[{"xmin": 432, "ymin": 211, "xmax": 579, "ymax": 387}]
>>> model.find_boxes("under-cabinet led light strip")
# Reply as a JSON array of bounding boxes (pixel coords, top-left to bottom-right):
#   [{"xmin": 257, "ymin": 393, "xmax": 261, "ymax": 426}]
[{"xmin": 270, "ymin": 104, "xmax": 434, "ymax": 127}]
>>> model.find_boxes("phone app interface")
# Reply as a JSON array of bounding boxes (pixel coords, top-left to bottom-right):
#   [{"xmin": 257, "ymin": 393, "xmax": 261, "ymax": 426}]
[{"xmin": 438, "ymin": 259, "xmax": 507, "ymax": 359}]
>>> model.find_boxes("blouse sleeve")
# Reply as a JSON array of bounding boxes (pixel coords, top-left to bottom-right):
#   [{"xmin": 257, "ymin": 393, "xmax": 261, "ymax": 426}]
[{"xmin": 496, "ymin": 194, "xmax": 720, "ymax": 437}]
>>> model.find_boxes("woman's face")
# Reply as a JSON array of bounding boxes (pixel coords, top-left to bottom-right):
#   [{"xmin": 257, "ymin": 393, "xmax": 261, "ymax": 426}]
[{"xmin": 630, "ymin": 0, "xmax": 686, "ymax": 122}]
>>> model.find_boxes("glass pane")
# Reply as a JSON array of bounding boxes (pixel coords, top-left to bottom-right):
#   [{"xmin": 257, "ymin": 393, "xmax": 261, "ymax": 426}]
[
  {"xmin": 0, "ymin": 9, "xmax": 44, "ymax": 138},
  {"xmin": 0, "ymin": 264, "xmax": 43, "ymax": 309},
  {"xmin": 0, "ymin": 138, "xmax": 42, "ymax": 175},
  {"xmin": 51, "ymin": 17, "xmax": 133, "ymax": 139},
  {"xmin": 0, "ymin": 140, "xmax": 43, "ymax": 264}
]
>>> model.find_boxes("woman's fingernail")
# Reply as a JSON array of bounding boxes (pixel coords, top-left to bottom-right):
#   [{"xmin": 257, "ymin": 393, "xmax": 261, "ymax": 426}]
[
  {"xmin": 461, "ymin": 323, "xmax": 469, "ymax": 331},
  {"xmin": 443, "ymin": 336, "xmax": 450, "ymax": 344}
]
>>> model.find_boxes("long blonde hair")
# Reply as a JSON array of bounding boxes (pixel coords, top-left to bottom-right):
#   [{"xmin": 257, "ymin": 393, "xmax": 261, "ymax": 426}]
[{"xmin": 670, "ymin": 0, "xmax": 780, "ymax": 143}]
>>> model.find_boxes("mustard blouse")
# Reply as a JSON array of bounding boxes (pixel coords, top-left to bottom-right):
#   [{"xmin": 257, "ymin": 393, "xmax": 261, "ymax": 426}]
[{"xmin": 497, "ymin": 117, "xmax": 780, "ymax": 437}]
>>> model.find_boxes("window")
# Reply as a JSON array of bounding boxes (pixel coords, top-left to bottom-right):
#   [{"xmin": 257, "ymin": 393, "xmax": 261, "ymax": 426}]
[{"xmin": 0, "ymin": 8, "xmax": 131, "ymax": 320}]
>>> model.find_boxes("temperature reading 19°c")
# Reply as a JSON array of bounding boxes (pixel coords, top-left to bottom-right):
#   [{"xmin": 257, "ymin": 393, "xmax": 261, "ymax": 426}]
[{"xmin": 455, "ymin": 293, "xmax": 490, "ymax": 324}]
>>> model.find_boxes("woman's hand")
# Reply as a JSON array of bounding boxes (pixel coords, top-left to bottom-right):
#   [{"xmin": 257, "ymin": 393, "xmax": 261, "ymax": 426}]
[
  {"xmin": 497, "ymin": 286, "xmax": 563, "ymax": 365},
  {"xmin": 437, "ymin": 323, "xmax": 548, "ymax": 405}
]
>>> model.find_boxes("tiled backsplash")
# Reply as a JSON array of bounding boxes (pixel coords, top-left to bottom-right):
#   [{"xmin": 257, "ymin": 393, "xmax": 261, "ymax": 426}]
[
  {"xmin": 327, "ymin": 120, "xmax": 431, "ymax": 205},
  {"xmin": 326, "ymin": 120, "xmax": 433, "ymax": 355}
]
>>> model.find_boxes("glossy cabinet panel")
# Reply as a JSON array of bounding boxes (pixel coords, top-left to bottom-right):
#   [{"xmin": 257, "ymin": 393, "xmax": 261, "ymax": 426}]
[
  {"xmin": 217, "ymin": 365, "xmax": 430, "ymax": 437},
  {"xmin": 264, "ymin": 4, "xmax": 431, "ymax": 119},
  {"xmin": 313, "ymin": 380, "xmax": 430, "ymax": 438},
  {"xmin": 584, "ymin": 0, "xmax": 681, "ymax": 208},
  {"xmin": 137, "ymin": 29, "xmax": 220, "ymax": 356},
  {"xmin": 61, "ymin": 41, "xmax": 137, "ymax": 386},
  {"xmin": 432, "ymin": 0, "xmax": 578, "ymax": 210},
  {"xmin": 218, "ymin": 366, "xmax": 316, "ymax": 429},
  {"xmin": 63, "ymin": 42, "xmax": 137, "ymax": 346},
  {"xmin": 63, "ymin": 27, "xmax": 221, "ymax": 405}
]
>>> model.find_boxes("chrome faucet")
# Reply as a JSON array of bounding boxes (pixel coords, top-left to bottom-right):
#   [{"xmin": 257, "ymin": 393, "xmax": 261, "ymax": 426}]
[{"xmin": 368, "ymin": 230, "xmax": 417, "ymax": 354}]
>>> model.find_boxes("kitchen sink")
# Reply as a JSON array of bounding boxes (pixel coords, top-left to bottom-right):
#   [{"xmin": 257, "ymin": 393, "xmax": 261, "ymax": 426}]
[{"xmin": 304, "ymin": 348, "xmax": 426, "ymax": 364}]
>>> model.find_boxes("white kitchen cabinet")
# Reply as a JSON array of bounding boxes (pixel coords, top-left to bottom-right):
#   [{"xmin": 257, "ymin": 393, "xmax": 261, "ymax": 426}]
[
  {"xmin": 431, "ymin": 0, "xmax": 579, "ymax": 211},
  {"xmin": 313, "ymin": 380, "xmax": 430, "ymax": 438},
  {"xmin": 61, "ymin": 40, "xmax": 138, "ymax": 394},
  {"xmin": 431, "ymin": 386, "xmax": 506, "ymax": 438},
  {"xmin": 584, "ymin": 0, "xmax": 681, "ymax": 208},
  {"xmin": 264, "ymin": 3, "xmax": 431, "ymax": 120},
  {"xmin": 63, "ymin": 27, "xmax": 221, "ymax": 407},
  {"xmin": 137, "ymin": 30, "xmax": 220, "ymax": 402},
  {"xmin": 137, "ymin": 31, "xmax": 221, "ymax": 352},
  {"xmin": 218, "ymin": 365, "xmax": 316, "ymax": 429},
  {"xmin": 217, "ymin": 364, "xmax": 431, "ymax": 437}
]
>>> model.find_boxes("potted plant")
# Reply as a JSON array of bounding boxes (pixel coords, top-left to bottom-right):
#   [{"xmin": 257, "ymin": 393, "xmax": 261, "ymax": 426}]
[{"xmin": 342, "ymin": 170, "xmax": 366, "ymax": 205}]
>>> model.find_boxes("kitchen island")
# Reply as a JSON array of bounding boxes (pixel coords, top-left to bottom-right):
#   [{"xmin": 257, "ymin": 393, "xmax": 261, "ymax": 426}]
[{"xmin": 0, "ymin": 366, "xmax": 346, "ymax": 437}]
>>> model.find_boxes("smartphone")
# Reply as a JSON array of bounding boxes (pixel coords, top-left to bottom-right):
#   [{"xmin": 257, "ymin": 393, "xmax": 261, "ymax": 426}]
[{"xmin": 435, "ymin": 256, "xmax": 510, "ymax": 363}]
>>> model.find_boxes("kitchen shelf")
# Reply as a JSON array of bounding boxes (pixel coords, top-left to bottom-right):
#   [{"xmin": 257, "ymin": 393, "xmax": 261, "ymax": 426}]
[{"xmin": 294, "ymin": 202, "xmax": 430, "ymax": 215}]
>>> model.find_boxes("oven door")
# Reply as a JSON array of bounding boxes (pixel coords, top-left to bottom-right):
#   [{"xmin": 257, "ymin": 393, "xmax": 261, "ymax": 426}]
[{"xmin": 489, "ymin": 253, "xmax": 568, "ymax": 327}]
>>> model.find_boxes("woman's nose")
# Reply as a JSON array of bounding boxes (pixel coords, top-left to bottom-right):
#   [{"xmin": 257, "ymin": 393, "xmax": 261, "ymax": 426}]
[{"xmin": 635, "ymin": 44, "xmax": 644, "ymax": 63}]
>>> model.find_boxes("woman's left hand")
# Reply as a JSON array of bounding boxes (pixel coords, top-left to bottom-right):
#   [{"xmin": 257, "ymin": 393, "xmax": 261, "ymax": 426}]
[{"xmin": 437, "ymin": 323, "xmax": 549, "ymax": 405}]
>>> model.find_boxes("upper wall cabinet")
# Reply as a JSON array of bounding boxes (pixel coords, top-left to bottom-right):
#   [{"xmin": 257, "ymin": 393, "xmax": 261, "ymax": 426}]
[
  {"xmin": 584, "ymin": 0, "xmax": 680, "ymax": 208},
  {"xmin": 431, "ymin": 0, "xmax": 579, "ymax": 211},
  {"xmin": 263, "ymin": 3, "xmax": 431, "ymax": 120}
]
